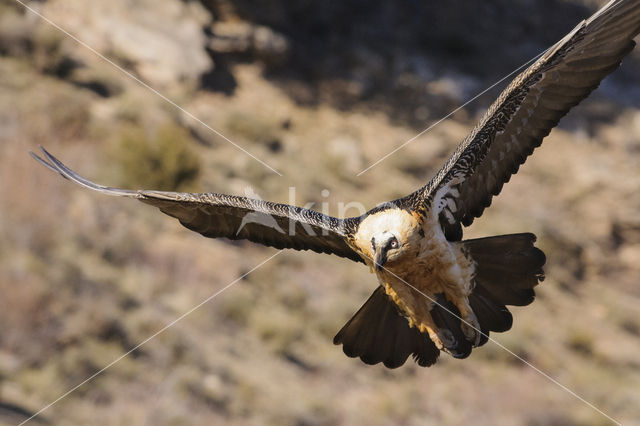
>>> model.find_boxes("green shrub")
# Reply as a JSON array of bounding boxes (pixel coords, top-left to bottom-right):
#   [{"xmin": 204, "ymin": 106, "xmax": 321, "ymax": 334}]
[
  {"xmin": 567, "ymin": 329, "xmax": 594, "ymax": 356},
  {"xmin": 224, "ymin": 111, "xmax": 279, "ymax": 145},
  {"xmin": 110, "ymin": 123, "xmax": 201, "ymax": 191}
]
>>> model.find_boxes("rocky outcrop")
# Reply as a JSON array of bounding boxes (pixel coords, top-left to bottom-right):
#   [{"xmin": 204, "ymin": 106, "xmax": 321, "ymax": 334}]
[{"xmin": 40, "ymin": 0, "xmax": 214, "ymax": 88}]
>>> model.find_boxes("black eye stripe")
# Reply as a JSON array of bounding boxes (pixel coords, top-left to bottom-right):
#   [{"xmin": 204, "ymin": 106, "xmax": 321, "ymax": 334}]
[{"xmin": 372, "ymin": 236, "xmax": 399, "ymax": 250}]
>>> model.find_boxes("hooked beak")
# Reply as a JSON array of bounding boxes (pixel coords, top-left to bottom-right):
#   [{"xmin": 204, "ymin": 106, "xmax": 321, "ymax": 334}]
[{"xmin": 373, "ymin": 248, "xmax": 387, "ymax": 272}]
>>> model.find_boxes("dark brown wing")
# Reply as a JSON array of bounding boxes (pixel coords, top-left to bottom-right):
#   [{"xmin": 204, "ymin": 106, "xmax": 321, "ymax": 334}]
[
  {"xmin": 398, "ymin": 0, "xmax": 640, "ymax": 230},
  {"xmin": 32, "ymin": 147, "xmax": 363, "ymax": 263}
]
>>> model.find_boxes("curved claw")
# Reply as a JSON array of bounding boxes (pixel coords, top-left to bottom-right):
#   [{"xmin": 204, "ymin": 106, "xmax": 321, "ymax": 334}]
[{"xmin": 461, "ymin": 311, "xmax": 482, "ymax": 346}]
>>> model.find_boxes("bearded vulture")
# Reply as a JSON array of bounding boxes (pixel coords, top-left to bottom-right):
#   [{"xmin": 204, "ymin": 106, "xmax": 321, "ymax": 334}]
[{"xmin": 33, "ymin": 0, "xmax": 640, "ymax": 368}]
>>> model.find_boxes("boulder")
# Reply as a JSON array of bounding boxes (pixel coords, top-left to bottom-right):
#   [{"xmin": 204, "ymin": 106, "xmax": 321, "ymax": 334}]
[{"xmin": 41, "ymin": 0, "xmax": 214, "ymax": 88}]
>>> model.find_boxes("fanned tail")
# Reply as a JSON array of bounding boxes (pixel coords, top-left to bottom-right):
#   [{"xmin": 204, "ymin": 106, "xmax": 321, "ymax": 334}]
[{"xmin": 465, "ymin": 232, "xmax": 545, "ymax": 344}]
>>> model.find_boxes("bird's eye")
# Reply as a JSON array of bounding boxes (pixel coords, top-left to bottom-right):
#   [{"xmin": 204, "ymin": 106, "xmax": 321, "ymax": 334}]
[
  {"xmin": 389, "ymin": 237, "xmax": 398, "ymax": 249},
  {"xmin": 371, "ymin": 237, "xmax": 376, "ymax": 250}
]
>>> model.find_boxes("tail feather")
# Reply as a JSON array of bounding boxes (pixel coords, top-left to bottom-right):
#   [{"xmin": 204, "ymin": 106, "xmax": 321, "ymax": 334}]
[
  {"xmin": 334, "ymin": 287, "xmax": 439, "ymax": 368},
  {"xmin": 466, "ymin": 233, "xmax": 545, "ymax": 307},
  {"xmin": 464, "ymin": 232, "xmax": 545, "ymax": 342},
  {"xmin": 469, "ymin": 288, "xmax": 513, "ymax": 333}
]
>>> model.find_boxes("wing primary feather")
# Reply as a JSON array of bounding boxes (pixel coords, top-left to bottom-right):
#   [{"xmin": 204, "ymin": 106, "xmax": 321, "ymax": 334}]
[
  {"xmin": 393, "ymin": 0, "xmax": 640, "ymax": 230},
  {"xmin": 34, "ymin": 146, "xmax": 140, "ymax": 198},
  {"xmin": 30, "ymin": 151, "xmax": 65, "ymax": 177}
]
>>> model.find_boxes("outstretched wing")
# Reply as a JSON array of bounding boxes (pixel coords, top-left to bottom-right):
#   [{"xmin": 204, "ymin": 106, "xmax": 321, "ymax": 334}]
[
  {"xmin": 400, "ymin": 0, "xmax": 640, "ymax": 232},
  {"xmin": 32, "ymin": 147, "xmax": 363, "ymax": 263}
]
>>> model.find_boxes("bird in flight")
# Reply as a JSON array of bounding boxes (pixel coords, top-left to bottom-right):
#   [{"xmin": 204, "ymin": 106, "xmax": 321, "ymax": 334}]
[{"xmin": 33, "ymin": 0, "xmax": 640, "ymax": 368}]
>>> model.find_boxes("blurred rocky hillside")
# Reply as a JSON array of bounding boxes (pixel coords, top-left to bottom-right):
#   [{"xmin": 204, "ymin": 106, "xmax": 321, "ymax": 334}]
[{"xmin": 1, "ymin": 0, "xmax": 639, "ymax": 425}]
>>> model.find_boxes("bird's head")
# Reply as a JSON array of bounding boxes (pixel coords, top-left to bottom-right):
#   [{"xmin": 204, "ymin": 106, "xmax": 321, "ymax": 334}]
[
  {"xmin": 353, "ymin": 208, "xmax": 423, "ymax": 272},
  {"xmin": 371, "ymin": 231, "xmax": 403, "ymax": 271}
]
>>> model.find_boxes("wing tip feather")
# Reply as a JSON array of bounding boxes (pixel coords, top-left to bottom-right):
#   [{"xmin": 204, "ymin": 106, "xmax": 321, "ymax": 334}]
[{"xmin": 32, "ymin": 146, "xmax": 139, "ymax": 198}]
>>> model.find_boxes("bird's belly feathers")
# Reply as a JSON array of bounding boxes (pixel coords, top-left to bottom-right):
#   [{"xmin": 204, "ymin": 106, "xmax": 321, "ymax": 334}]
[{"xmin": 376, "ymin": 223, "xmax": 476, "ymax": 333}]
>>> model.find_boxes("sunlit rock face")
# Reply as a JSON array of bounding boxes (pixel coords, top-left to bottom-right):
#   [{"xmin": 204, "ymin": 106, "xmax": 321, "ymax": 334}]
[{"xmin": 41, "ymin": 0, "xmax": 214, "ymax": 88}]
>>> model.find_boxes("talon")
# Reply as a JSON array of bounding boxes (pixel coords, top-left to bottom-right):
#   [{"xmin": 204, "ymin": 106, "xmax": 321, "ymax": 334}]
[
  {"xmin": 427, "ymin": 330, "xmax": 444, "ymax": 350},
  {"xmin": 426, "ymin": 327, "xmax": 455, "ymax": 351},
  {"xmin": 461, "ymin": 311, "xmax": 481, "ymax": 346},
  {"xmin": 437, "ymin": 328, "xmax": 456, "ymax": 349}
]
